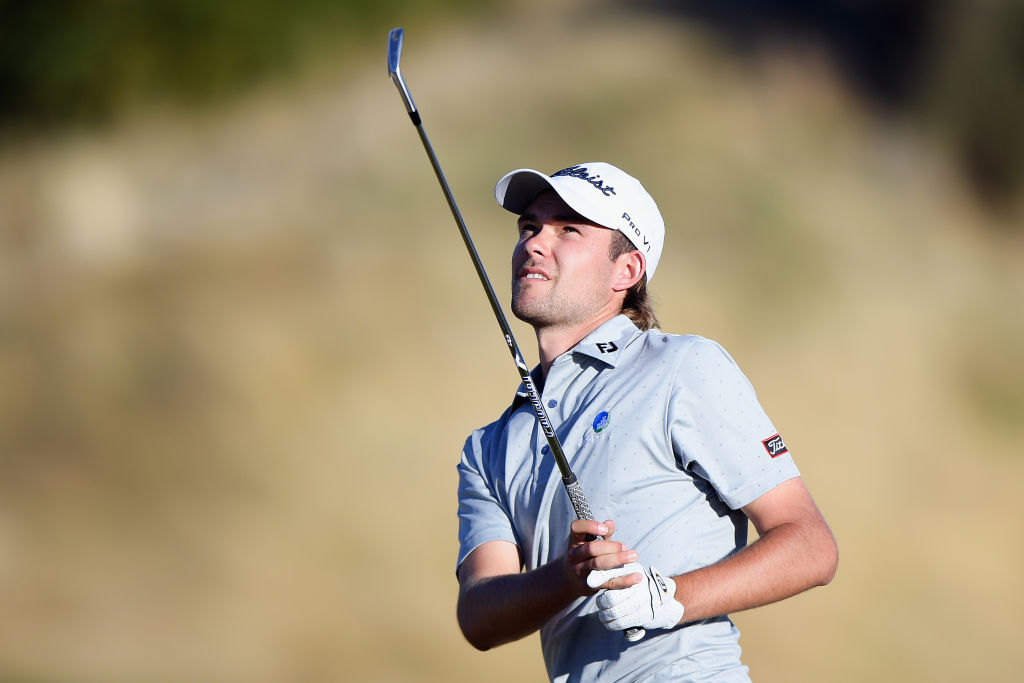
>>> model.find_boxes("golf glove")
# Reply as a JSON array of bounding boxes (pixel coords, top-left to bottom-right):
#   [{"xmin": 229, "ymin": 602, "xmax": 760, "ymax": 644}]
[{"xmin": 588, "ymin": 563, "xmax": 684, "ymax": 633}]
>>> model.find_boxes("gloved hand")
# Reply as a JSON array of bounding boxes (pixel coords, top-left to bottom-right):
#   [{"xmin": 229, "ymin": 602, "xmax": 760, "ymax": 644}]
[{"xmin": 587, "ymin": 563, "xmax": 685, "ymax": 633}]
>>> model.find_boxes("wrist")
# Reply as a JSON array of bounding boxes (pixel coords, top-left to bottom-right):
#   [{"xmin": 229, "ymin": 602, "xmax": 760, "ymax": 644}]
[
  {"xmin": 552, "ymin": 555, "xmax": 589, "ymax": 600},
  {"xmin": 669, "ymin": 574, "xmax": 683, "ymax": 609}
]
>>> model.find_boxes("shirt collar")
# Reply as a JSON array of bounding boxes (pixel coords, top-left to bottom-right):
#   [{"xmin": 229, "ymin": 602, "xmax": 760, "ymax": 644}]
[
  {"xmin": 567, "ymin": 314, "xmax": 641, "ymax": 368},
  {"xmin": 511, "ymin": 315, "xmax": 641, "ymax": 405}
]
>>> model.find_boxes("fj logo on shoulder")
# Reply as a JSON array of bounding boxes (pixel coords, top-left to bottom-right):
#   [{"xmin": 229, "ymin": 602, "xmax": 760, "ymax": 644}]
[{"xmin": 762, "ymin": 434, "xmax": 788, "ymax": 458}]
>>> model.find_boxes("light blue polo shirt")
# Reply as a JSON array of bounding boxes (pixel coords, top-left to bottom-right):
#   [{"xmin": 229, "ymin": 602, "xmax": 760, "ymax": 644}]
[{"xmin": 457, "ymin": 315, "xmax": 800, "ymax": 682}]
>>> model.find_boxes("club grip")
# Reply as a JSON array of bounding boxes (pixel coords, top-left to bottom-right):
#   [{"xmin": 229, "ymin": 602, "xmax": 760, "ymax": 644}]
[{"xmin": 563, "ymin": 476, "xmax": 594, "ymax": 522}]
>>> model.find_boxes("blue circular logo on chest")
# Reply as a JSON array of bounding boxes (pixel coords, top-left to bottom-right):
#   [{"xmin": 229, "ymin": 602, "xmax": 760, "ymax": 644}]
[{"xmin": 592, "ymin": 411, "xmax": 610, "ymax": 433}]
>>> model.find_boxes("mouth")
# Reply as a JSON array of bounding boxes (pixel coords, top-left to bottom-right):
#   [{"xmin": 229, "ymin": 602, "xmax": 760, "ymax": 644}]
[{"xmin": 517, "ymin": 266, "xmax": 550, "ymax": 282}]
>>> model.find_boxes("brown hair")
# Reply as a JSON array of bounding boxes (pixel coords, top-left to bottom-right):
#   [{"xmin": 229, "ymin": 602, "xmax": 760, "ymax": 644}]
[{"xmin": 608, "ymin": 231, "xmax": 660, "ymax": 330}]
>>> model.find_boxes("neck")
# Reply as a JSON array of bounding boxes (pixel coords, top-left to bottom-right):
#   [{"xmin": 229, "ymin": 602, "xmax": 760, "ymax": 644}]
[{"xmin": 534, "ymin": 312, "xmax": 619, "ymax": 378}]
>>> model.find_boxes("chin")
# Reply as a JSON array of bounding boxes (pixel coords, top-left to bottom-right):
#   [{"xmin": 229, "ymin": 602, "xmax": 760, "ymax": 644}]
[{"xmin": 511, "ymin": 302, "xmax": 543, "ymax": 326}]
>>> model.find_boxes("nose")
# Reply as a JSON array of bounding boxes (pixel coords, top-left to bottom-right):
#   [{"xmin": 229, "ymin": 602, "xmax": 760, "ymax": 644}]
[{"xmin": 521, "ymin": 225, "xmax": 552, "ymax": 256}]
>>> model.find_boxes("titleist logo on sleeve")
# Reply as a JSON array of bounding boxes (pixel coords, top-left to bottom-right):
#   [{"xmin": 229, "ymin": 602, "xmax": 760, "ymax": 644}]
[
  {"xmin": 552, "ymin": 166, "xmax": 617, "ymax": 196},
  {"xmin": 762, "ymin": 434, "xmax": 788, "ymax": 458}
]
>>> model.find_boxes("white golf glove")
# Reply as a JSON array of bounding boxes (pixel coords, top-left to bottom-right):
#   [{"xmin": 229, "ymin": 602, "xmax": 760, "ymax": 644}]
[{"xmin": 587, "ymin": 563, "xmax": 684, "ymax": 633}]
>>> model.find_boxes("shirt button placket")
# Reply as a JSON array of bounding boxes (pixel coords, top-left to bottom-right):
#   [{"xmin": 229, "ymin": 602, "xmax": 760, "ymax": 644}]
[
  {"xmin": 538, "ymin": 396, "xmax": 560, "ymax": 457},
  {"xmin": 540, "ymin": 396, "xmax": 559, "ymax": 455}
]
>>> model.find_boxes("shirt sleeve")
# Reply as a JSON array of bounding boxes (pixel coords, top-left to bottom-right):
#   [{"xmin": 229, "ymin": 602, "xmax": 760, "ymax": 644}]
[
  {"xmin": 669, "ymin": 337, "xmax": 800, "ymax": 510},
  {"xmin": 456, "ymin": 427, "xmax": 519, "ymax": 573}
]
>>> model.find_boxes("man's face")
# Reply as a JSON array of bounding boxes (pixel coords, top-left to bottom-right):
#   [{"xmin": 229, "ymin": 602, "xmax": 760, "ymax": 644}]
[{"xmin": 510, "ymin": 191, "xmax": 620, "ymax": 329}]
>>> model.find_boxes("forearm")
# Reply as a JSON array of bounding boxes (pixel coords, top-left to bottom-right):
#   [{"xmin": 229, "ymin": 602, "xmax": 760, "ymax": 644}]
[
  {"xmin": 673, "ymin": 515, "xmax": 838, "ymax": 623},
  {"xmin": 457, "ymin": 558, "xmax": 578, "ymax": 650}
]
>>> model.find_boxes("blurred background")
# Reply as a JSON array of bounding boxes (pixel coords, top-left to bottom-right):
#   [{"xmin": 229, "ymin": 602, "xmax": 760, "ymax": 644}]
[{"xmin": 1, "ymin": 1, "xmax": 1022, "ymax": 681}]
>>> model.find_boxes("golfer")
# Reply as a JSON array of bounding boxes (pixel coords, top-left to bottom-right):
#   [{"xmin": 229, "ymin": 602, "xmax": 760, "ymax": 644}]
[{"xmin": 455, "ymin": 162, "xmax": 838, "ymax": 681}]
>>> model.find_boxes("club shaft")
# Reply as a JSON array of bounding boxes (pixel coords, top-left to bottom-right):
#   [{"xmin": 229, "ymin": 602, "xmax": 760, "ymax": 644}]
[
  {"xmin": 410, "ymin": 125, "xmax": 578, "ymax": 480},
  {"xmin": 390, "ymin": 25, "xmax": 576, "ymax": 484}
]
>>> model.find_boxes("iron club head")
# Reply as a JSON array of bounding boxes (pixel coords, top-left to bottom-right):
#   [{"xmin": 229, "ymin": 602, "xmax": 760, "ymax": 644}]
[{"xmin": 387, "ymin": 28, "xmax": 417, "ymax": 115}]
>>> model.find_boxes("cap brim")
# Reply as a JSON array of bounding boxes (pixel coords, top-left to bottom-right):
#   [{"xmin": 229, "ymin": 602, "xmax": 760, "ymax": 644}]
[
  {"xmin": 495, "ymin": 169, "xmax": 558, "ymax": 214},
  {"xmin": 495, "ymin": 168, "xmax": 622, "ymax": 231}
]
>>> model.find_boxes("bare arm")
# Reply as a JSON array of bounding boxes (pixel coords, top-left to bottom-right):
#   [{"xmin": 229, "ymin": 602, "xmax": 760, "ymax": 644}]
[
  {"xmin": 667, "ymin": 477, "xmax": 838, "ymax": 623},
  {"xmin": 456, "ymin": 520, "xmax": 637, "ymax": 650}
]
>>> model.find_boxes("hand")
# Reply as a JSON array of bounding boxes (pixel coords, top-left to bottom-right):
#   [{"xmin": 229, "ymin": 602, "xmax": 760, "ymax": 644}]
[
  {"xmin": 562, "ymin": 519, "xmax": 638, "ymax": 596},
  {"xmin": 588, "ymin": 563, "xmax": 685, "ymax": 632}
]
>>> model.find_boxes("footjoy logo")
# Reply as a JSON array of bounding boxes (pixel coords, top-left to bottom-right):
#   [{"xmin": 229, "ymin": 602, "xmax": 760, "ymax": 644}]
[
  {"xmin": 596, "ymin": 341, "xmax": 618, "ymax": 354},
  {"xmin": 552, "ymin": 166, "xmax": 617, "ymax": 197},
  {"xmin": 762, "ymin": 434, "xmax": 788, "ymax": 458},
  {"xmin": 592, "ymin": 411, "xmax": 610, "ymax": 433}
]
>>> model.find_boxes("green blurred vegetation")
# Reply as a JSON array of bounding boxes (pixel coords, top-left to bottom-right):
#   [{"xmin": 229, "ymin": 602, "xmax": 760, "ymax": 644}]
[{"xmin": 0, "ymin": 0, "xmax": 485, "ymax": 124}]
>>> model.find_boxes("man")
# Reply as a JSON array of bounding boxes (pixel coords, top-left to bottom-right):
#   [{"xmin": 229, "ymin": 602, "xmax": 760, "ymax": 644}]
[{"xmin": 456, "ymin": 162, "xmax": 838, "ymax": 681}]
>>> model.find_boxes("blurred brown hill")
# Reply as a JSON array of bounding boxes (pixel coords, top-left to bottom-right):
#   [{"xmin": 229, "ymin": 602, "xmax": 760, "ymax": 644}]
[{"xmin": 1, "ymin": 2, "xmax": 1022, "ymax": 682}]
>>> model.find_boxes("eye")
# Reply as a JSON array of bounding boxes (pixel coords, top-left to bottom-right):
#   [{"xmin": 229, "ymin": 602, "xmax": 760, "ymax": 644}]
[{"xmin": 518, "ymin": 223, "xmax": 539, "ymax": 237}]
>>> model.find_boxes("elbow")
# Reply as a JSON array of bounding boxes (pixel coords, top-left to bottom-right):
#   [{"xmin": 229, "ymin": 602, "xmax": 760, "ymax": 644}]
[
  {"xmin": 459, "ymin": 622, "xmax": 493, "ymax": 652},
  {"xmin": 456, "ymin": 598, "xmax": 493, "ymax": 652},
  {"xmin": 815, "ymin": 529, "xmax": 839, "ymax": 587},
  {"xmin": 464, "ymin": 634, "xmax": 493, "ymax": 652}
]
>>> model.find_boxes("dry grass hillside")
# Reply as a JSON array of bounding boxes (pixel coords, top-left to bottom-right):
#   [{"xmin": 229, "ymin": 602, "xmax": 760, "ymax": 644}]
[{"xmin": 1, "ymin": 3, "xmax": 1022, "ymax": 681}]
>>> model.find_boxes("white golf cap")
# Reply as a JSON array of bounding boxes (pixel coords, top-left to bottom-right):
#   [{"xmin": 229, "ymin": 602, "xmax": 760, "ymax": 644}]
[{"xmin": 495, "ymin": 162, "xmax": 665, "ymax": 281}]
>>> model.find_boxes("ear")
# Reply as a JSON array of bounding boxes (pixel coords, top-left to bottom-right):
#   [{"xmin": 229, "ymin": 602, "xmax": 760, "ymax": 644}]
[{"xmin": 610, "ymin": 250, "xmax": 646, "ymax": 293}]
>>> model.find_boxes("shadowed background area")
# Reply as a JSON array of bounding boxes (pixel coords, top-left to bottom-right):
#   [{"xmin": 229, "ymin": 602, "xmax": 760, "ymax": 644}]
[{"xmin": 1, "ymin": 1, "xmax": 1022, "ymax": 681}]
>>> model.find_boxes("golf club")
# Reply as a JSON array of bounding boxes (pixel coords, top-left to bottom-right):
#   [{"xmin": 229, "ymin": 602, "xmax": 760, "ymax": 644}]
[{"xmin": 387, "ymin": 27, "xmax": 645, "ymax": 642}]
